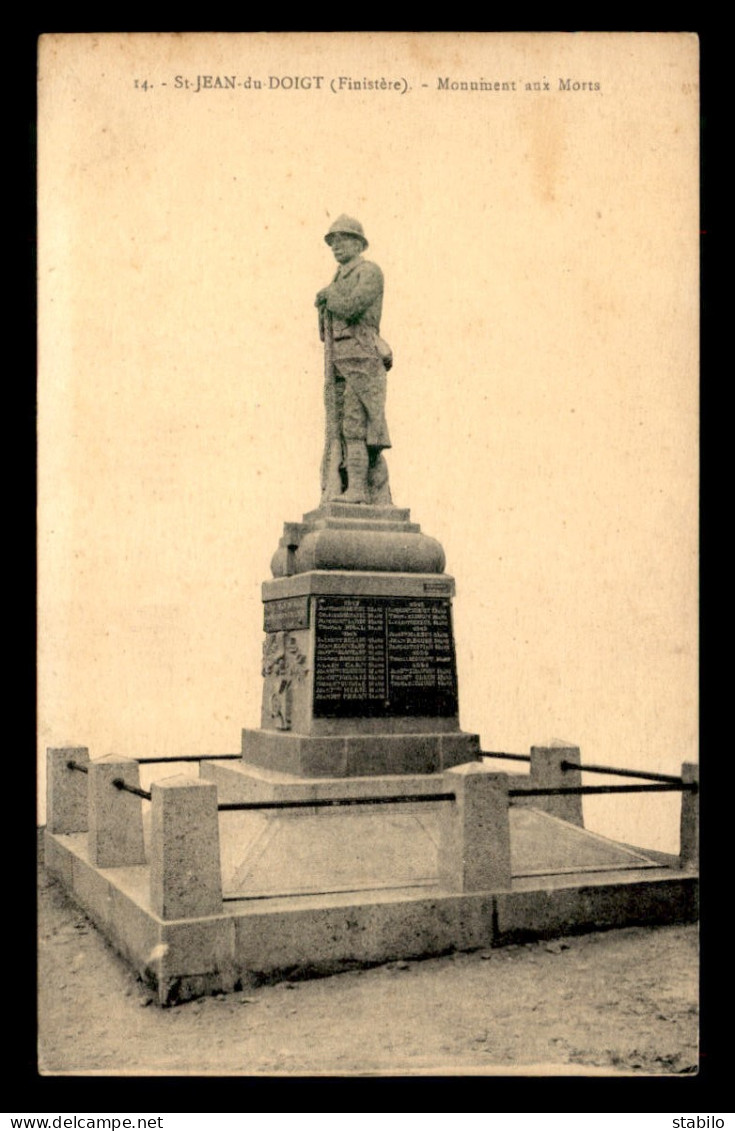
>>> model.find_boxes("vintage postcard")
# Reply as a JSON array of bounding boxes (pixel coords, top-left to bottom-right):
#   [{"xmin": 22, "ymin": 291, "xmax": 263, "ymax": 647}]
[{"xmin": 38, "ymin": 32, "xmax": 699, "ymax": 1076}]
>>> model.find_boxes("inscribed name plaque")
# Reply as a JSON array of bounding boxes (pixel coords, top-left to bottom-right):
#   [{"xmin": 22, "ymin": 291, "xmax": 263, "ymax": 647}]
[
  {"xmin": 263, "ymin": 596, "xmax": 310, "ymax": 633},
  {"xmin": 313, "ymin": 596, "xmax": 459, "ymax": 718}
]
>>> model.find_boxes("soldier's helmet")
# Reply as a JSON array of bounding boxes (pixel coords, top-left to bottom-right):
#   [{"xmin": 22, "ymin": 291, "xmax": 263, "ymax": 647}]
[{"xmin": 324, "ymin": 215, "xmax": 368, "ymax": 250}]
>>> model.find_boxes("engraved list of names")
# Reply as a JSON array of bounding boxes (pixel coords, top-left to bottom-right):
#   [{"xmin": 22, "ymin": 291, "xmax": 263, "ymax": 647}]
[{"xmin": 313, "ymin": 596, "xmax": 459, "ymax": 718}]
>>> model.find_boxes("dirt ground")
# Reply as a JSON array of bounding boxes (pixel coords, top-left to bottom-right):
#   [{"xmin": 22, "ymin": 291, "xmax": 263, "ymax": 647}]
[{"xmin": 37, "ymin": 843, "xmax": 699, "ymax": 1078}]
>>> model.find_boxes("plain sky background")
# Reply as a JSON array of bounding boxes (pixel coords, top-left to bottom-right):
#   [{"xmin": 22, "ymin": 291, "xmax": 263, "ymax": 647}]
[{"xmin": 38, "ymin": 32, "xmax": 699, "ymax": 851}]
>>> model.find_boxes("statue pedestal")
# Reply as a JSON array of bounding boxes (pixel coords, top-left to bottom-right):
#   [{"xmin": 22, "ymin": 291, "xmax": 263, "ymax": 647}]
[
  {"xmin": 249, "ymin": 501, "xmax": 481, "ymax": 777},
  {"xmin": 269, "ymin": 501, "xmax": 446, "ymax": 578}
]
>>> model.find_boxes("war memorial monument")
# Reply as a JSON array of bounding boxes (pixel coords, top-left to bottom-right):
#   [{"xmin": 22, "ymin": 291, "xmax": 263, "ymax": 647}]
[{"xmin": 44, "ymin": 217, "xmax": 698, "ymax": 1005}]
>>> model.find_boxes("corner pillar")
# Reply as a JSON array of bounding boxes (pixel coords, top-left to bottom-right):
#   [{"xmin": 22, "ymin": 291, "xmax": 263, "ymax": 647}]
[
  {"xmin": 530, "ymin": 744, "xmax": 584, "ymax": 827},
  {"xmin": 88, "ymin": 755, "xmax": 146, "ymax": 868},
  {"xmin": 439, "ymin": 764, "xmax": 511, "ymax": 892},
  {"xmin": 150, "ymin": 776, "xmax": 223, "ymax": 919},
  {"xmin": 46, "ymin": 746, "xmax": 89, "ymax": 834},
  {"xmin": 679, "ymin": 762, "xmax": 699, "ymax": 870}
]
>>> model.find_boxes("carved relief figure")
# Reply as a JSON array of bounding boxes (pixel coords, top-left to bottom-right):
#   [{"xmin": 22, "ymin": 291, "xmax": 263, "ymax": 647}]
[{"xmin": 262, "ymin": 632, "xmax": 308, "ymax": 731}]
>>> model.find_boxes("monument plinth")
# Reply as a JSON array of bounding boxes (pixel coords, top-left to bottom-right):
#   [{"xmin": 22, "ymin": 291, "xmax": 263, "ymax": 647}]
[{"xmin": 241, "ymin": 501, "xmax": 481, "ymax": 777}]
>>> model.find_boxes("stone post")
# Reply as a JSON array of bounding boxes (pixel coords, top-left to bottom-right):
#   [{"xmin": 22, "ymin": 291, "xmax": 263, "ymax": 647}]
[
  {"xmin": 439, "ymin": 764, "xmax": 511, "ymax": 892},
  {"xmin": 530, "ymin": 744, "xmax": 584, "ymax": 827},
  {"xmin": 88, "ymin": 755, "xmax": 147, "ymax": 868},
  {"xmin": 46, "ymin": 746, "xmax": 89, "ymax": 834},
  {"xmin": 150, "ymin": 776, "xmax": 223, "ymax": 920},
  {"xmin": 679, "ymin": 762, "xmax": 699, "ymax": 870}
]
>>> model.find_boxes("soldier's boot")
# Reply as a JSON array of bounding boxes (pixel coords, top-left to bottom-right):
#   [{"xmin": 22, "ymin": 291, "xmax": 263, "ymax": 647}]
[
  {"xmin": 367, "ymin": 449, "xmax": 392, "ymax": 506},
  {"xmin": 341, "ymin": 441, "xmax": 370, "ymax": 504}
]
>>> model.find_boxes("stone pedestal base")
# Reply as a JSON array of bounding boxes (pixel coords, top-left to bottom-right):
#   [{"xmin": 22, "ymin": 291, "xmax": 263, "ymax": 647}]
[{"xmin": 240, "ymin": 726, "xmax": 480, "ymax": 777}]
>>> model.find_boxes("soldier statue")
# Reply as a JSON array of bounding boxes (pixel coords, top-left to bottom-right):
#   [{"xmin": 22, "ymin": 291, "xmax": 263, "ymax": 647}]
[{"xmin": 315, "ymin": 216, "xmax": 393, "ymax": 506}]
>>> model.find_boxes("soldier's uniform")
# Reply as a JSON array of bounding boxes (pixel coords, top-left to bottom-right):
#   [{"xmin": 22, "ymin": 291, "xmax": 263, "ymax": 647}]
[
  {"xmin": 318, "ymin": 216, "xmax": 393, "ymax": 505},
  {"xmin": 327, "ymin": 256, "xmax": 391, "ymax": 452}
]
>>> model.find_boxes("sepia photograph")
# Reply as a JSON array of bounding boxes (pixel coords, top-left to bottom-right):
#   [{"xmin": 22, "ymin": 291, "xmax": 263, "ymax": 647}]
[{"xmin": 37, "ymin": 31, "xmax": 699, "ymax": 1076}]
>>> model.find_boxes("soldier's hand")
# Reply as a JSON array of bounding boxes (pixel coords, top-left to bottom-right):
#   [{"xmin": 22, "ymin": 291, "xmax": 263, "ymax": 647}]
[{"xmin": 315, "ymin": 288, "xmax": 329, "ymax": 307}]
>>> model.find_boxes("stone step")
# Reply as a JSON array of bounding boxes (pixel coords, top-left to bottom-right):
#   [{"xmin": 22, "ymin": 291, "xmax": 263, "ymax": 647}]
[
  {"xmin": 307, "ymin": 518, "xmax": 421, "ymax": 534},
  {"xmin": 303, "ymin": 503, "xmax": 411, "ymax": 523}
]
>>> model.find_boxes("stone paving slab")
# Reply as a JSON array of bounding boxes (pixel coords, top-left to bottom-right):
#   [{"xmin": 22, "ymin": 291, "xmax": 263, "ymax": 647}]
[
  {"xmin": 220, "ymin": 807, "xmax": 442, "ymax": 898},
  {"xmin": 510, "ymin": 808, "xmax": 659, "ymax": 878}
]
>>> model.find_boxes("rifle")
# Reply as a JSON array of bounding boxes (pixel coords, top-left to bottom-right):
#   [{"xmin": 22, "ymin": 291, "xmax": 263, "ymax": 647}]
[{"xmin": 319, "ymin": 309, "xmax": 343, "ymax": 504}]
